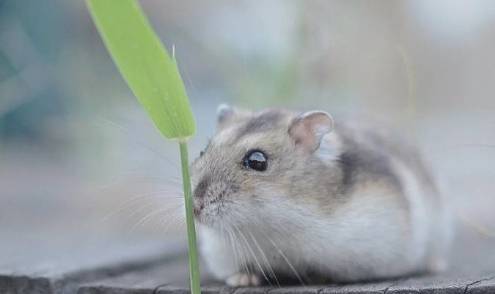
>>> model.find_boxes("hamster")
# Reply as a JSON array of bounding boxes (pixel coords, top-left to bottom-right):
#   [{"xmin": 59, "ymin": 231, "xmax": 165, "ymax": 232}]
[{"xmin": 190, "ymin": 105, "xmax": 452, "ymax": 286}]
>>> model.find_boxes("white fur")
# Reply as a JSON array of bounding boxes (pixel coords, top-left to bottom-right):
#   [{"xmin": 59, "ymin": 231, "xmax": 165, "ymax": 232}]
[
  {"xmin": 316, "ymin": 132, "xmax": 342, "ymax": 163},
  {"xmin": 389, "ymin": 158, "xmax": 430, "ymax": 267},
  {"xmin": 194, "ymin": 108, "xmax": 451, "ymax": 285},
  {"xmin": 198, "ymin": 162, "xmax": 445, "ymax": 283}
]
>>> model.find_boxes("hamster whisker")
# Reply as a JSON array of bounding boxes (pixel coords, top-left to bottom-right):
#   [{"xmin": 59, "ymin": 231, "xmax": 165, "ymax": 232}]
[
  {"xmin": 99, "ymin": 193, "xmax": 181, "ymax": 223},
  {"xmin": 130, "ymin": 203, "xmax": 183, "ymax": 232},
  {"xmin": 128, "ymin": 200, "xmax": 172, "ymax": 219},
  {"xmin": 220, "ymin": 224, "xmax": 241, "ymax": 272},
  {"xmin": 106, "ymin": 190, "xmax": 182, "ymax": 216},
  {"xmin": 230, "ymin": 224, "xmax": 253, "ymax": 278},
  {"xmin": 99, "ymin": 175, "xmax": 181, "ymax": 191},
  {"xmin": 159, "ymin": 206, "xmax": 185, "ymax": 232},
  {"xmin": 134, "ymin": 206, "xmax": 183, "ymax": 232},
  {"xmin": 230, "ymin": 231, "xmax": 244, "ymax": 274},
  {"xmin": 230, "ymin": 225, "xmax": 253, "ymax": 278},
  {"xmin": 124, "ymin": 175, "xmax": 182, "ymax": 185},
  {"xmin": 112, "ymin": 169, "xmax": 182, "ymax": 182},
  {"xmin": 247, "ymin": 231, "xmax": 280, "ymax": 287},
  {"xmin": 232, "ymin": 224, "xmax": 272, "ymax": 286},
  {"xmin": 124, "ymin": 190, "xmax": 183, "ymax": 203},
  {"xmin": 262, "ymin": 231, "xmax": 306, "ymax": 286},
  {"xmin": 98, "ymin": 117, "xmax": 180, "ymax": 169},
  {"xmin": 131, "ymin": 208, "xmax": 170, "ymax": 231},
  {"xmin": 230, "ymin": 206, "xmax": 305, "ymax": 285}
]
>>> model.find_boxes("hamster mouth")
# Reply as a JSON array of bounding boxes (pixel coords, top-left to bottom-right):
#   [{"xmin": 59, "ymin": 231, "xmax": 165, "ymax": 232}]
[
  {"xmin": 193, "ymin": 197, "xmax": 221, "ymax": 221},
  {"xmin": 192, "ymin": 183, "xmax": 238, "ymax": 224}
]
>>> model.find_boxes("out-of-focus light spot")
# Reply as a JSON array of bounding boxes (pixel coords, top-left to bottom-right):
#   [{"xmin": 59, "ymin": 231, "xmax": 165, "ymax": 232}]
[
  {"xmin": 204, "ymin": 0, "xmax": 297, "ymax": 59},
  {"xmin": 409, "ymin": 0, "xmax": 495, "ymax": 40}
]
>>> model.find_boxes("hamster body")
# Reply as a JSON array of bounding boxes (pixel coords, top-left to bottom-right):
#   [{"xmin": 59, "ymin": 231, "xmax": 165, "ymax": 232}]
[{"xmin": 190, "ymin": 106, "xmax": 452, "ymax": 286}]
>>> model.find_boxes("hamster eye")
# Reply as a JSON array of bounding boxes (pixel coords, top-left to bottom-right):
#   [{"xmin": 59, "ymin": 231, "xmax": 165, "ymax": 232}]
[
  {"xmin": 243, "ymin": 150, "xmax": 267, "ymax": 171},
  {"xmin": 200, "ymin": 150, "xmax": 205, "ymax": 157}
]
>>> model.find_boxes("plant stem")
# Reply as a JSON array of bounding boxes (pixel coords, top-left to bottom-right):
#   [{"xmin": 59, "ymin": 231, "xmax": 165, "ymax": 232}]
[{"xmin": 179, "ymin": 141, "xmax": 201, "ymax": 294}]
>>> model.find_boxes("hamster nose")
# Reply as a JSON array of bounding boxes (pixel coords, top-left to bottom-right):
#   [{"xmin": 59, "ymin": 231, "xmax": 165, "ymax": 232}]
[
  {"xmin": 193, "ymin": 201, "xmax": 204, "ymax": 217},
  {"xmin": 193, "ymin": 177, "xmax": 210, "ymax": 199}
]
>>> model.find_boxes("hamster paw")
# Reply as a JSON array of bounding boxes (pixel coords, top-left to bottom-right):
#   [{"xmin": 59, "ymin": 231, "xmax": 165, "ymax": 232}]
[{"xmin": 225, "ymin": 273, "xmax": 261, "ymax": 287}]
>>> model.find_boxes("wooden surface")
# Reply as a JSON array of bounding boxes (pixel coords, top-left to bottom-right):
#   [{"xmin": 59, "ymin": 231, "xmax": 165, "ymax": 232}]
[{"xmin": 1, "ymin": 225, "xmax": 495, "ymax": 294}]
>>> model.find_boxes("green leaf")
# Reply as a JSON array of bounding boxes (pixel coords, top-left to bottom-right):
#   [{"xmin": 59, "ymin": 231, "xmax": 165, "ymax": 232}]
[{"xmin": 87, "ymin": 0, "xmax": 195, "ymax": 140}]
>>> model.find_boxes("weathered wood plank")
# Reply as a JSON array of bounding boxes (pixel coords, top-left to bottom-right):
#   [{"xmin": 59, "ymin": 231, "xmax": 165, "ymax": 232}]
[
  {"xmin": 0, "ymin": 237, "xmax": 185, "ymax": 294},
  {"xmin": 76, "ymin": 255, "xmax": 211, "ymax": 294},
  {"xmin": 2, "ymin": 225, "xmax": 495, "ymax": 293},
  {"xmin": 464, "ymin": 276, "xmax": 495, "ymax": 294},
  {"xmin": 75, "ymin": 226, "xmax": 495, "ymax": 294}
]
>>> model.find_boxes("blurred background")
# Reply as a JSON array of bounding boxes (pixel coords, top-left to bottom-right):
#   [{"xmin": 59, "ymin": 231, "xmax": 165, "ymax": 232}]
[{"xmin": 1, "ymin": 0, "xmax": 494, "ymax": 255}]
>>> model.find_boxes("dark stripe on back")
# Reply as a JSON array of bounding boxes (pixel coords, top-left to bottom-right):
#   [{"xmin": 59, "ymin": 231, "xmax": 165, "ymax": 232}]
[
  {"xmin": 338, "ymin": 151, "xmax": 359, "ymax": 194},
  {"xmin": 337, "ymin": 143, "xmax": 403, "ymax": 195}
]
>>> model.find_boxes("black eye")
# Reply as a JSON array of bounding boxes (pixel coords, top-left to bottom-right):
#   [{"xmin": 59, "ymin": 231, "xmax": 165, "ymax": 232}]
[
  {"xmin": 243, "ymin": 150, "xmax": 267, "ymax": 171},
  {"xmin": 200, "ymin": 150, "xmax": 205, "ymax": 157}
]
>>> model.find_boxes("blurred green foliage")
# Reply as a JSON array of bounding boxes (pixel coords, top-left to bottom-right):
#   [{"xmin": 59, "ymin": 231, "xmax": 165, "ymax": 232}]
[{"xmin": 0, "ymin": 0, "xmax": 68, "ymax": 144}]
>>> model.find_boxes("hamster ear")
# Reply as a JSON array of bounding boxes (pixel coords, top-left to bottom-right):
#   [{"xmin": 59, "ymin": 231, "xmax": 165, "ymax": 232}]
[
  {"xmin": 288, "ymin": 111, "xmax": 334, "ymax": 152},
  {"xmin": 216, "ymin": 104, "xmax": 236, "ymax": 125}
]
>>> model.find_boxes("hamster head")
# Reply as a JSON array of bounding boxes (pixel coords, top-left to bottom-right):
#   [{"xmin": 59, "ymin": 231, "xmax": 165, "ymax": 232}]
[{"xmin": 190, "ymin": 105, "xmax": 338, "ymax": 229}]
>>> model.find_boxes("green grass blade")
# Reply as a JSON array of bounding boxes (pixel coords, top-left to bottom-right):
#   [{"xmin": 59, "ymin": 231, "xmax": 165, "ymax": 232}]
[
  {"xmin": 86, "ymin": 0, "xmax": 195, "ymax": 140},
  {"xmin": 179, "ymin": 142, "xmax": 201, "ymax": 294},
  {"xmin": 87, "ymin": 1, "xmax": 201, "ymax": 293}
]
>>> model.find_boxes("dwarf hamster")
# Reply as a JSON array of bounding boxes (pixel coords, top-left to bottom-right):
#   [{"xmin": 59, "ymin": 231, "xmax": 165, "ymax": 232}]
[{"xmin": 190, "ymin": 105, "xmax": 452, "ymax": 286}]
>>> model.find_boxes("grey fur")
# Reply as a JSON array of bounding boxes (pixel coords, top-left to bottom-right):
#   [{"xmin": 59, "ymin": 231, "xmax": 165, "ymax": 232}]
[
  {"xmin": 190, "ymin": 107, "xmax": 451, "ymax": 285},
  {"xmin": 233, "ymin": 109, "xmax": 287, "ymax": 142},
  {"xmin": 335, "ymin": 125, "xmax": 404, "ymax": 200},
  {"xmin": 194, "ymin": 176, "xmax": 210, "ymax": 199}
]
